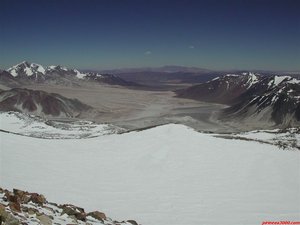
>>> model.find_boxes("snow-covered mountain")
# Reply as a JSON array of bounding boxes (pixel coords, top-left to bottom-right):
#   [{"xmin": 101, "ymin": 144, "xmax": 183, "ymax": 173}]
[
  {"xmin": 176, "ymin": 72, "xmax": 262, "ymax": 104},
  {"xmin": 0, "ymin": 88, "xmax": 93, "ymax": 118},
  {"xmin": 222, "ymin": 75, "xmax": 300, "ymax": 126},
  {"xmin": 176, "ymin": 72, "xmax": 300, "ymax": 127},
  {"xmin": 7, "ymin": 61, "xmax": 46, "ymax": 79},
  {"xmin": 2, "ymin": 61, "xmax": 140, "ymax": 87}
]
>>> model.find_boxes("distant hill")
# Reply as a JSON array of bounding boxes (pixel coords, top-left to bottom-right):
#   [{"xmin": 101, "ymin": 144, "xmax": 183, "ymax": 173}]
[{"xmin": 0, "ymin": 88, "xmax": 93, "ymax": 118}]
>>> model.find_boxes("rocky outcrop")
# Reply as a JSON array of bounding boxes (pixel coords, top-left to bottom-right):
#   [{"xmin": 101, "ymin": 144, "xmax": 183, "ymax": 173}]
[
  {"xmin": 87, "ymin": 211, "xmax": 107, "ymax": 221},
  {"xmin": 60, "ymin": 204, "xmax": 87, "ymax": 221},
  {"xmin": 0, "ymin": 187, "xmax": 139, "ymax": 225}
]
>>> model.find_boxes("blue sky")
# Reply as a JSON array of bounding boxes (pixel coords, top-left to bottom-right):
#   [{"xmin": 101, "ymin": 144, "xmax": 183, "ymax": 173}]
[{"xmin": 0, "ymin": 0, "xmax": 299, "ymax": 71}]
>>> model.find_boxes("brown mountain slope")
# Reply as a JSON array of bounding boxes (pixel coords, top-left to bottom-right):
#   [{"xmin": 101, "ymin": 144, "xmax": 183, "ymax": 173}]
[{"xmin": 0, "ymin": 88, "xmax": 92, "ymax": 118}]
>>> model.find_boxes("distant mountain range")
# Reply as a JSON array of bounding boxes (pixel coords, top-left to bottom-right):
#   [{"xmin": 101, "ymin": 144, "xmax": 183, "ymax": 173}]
[
  {"xmin": 99, "ymin": 66, "xmax": 300, "ymax": 88},
  {"xmin": 83, "ymin": 65, "xmax": 215, "ymax": 88},
  {"xmin": 0, "ymin": 61, "xmax": 140, "ymax": 87},
  {"xmin": 1, "ymin": 62, "xmax": 299, "ymax": 127},
  {"xmin": 176, "ymin": 72, "xmax": 300, "ymax": 127},
  {"xmin": 99, "ymin": 65, "xmax": 211, "ymax": 74},
  {"xmin": 3, "ymin": 62, "xmax": 298, "ymax": 89},
  {"xmin": 99, "ymin": 66, "xmax": 300, "ymax": 75}
]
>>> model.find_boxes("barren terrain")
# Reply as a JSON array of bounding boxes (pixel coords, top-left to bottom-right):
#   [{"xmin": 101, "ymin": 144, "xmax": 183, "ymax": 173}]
[{"xmin": 21, "ymin": 83, "xmax": 232, "ymax": 132}]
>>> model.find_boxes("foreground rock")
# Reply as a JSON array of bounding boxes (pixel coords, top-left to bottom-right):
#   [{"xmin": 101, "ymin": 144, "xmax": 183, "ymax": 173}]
[{"xmin": 0, "ymin": 187, "xmax": 139, "ymax": 225}]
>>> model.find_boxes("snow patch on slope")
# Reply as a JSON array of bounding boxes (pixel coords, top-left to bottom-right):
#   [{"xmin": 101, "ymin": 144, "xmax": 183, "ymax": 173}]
[
  {"xmin": 0, "ymin": 112, "xmax": 123, "ymax": 139},
  {"xmin": 287, "ymin": 78, "xmax": 300, "ymax": 84},
  {"xmin": 246, "ymin": 72, "xmax": 259, "ymax": 88},
  {"xmin": 73, "ymin": 69, "xmax": 87, "ymax": 79},
  {"xmin": 35, "ymin": 64, "xmax": 46, "ymax": 74},
  {"xmin": 217, "ymin": 128, "xmax": 300, "ymax": 150},
  {"xmin": 24, "ymin": 67, "xmax": 33, "ymax": 76},
  {"xmin": 48, "ymin": 65, "xmax": 57, "ymax": 70},
  {"xmin": 9, "ymin": 69, "xmax": 18, "ymax": 77},
  {"xmin": 273, "ymin": 75, "xmax": 291, "ymax": 86}
]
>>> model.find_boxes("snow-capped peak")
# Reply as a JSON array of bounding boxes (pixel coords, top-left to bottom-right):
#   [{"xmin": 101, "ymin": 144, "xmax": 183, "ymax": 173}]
[
  {"xmin": 273, "ymin": 75, "xmax": 291, "ymax": 86},
  {"xmin": 220, "ymin": 72, "xmax": 261, "ymax": 89},
  {"xmin": 246, "ymin": 72, "xmax": 259, "ymax": 88},
  {"xmin": 7, "ymin": 61, "xmax": 45, "ymax": 77},
  {"xmin": 7, "ymin": 61, "xmax": 31, "ymax": 77},
  {"xmin": 6, "ymin": 62, "xmax": 92, "ymax": 80},
  {"xmin": 46, "ymin": 66, "xmax": 87, "ymax": 79},
  {"xmin": 73, "ymin": 69, "xmax": 87, "ymax": 79},
  {"xmin": 267, "ymin": 75, "xmax": 295, "ymax": 87}
]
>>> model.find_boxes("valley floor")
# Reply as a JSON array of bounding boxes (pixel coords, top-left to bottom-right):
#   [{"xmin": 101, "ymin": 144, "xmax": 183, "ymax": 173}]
[{"xmin": 21, "ymin": 83, "xmax": 242, "ymax": 132}]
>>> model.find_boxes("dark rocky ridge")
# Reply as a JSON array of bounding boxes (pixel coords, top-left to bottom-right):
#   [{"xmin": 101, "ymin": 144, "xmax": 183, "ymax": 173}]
[
  {"xmin": 83, "ymin": 72, "xmax": 139, "ymax": 86},
  {"xmin": 0, "ymin": 70, "xmax": 19, "ymax": 87},
  {"xmin": 176, "ymin": 73, "xmax": 300, "ymax": 127},
  {"xmin": 222, "ymin": 78, "xmax": 300, "ymax": 125},
  {"xmin": 0, "ymin": 88, "xmax": 93, "ymax": 118},
  {"xmin": 176, "ymin": 73, "xmax": 262, "ymax": 104}
]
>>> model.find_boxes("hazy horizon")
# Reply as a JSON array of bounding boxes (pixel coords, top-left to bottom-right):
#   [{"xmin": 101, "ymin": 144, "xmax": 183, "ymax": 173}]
[{"xmin": 3, "ymin": 60, "xmax": 300, "ymax": 73}]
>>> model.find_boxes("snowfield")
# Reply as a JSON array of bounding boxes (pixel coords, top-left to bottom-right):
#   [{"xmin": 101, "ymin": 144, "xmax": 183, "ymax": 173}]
[
  {"xmin": 216, "ymin": 128, "xmax": 300, "ymax": 150},
  {"xmin": 0, "ymin": 112, "xmax": 123, "ymax": 139},
  {"xmin": 0, "ymin": 113, "xmax": 300, "ymax": 225}
]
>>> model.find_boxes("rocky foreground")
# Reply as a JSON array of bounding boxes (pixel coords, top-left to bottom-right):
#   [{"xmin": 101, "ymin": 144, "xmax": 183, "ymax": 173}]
[{"xmin": 0, "ymin": 188, "xmax": 138, "ymax": 225}]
